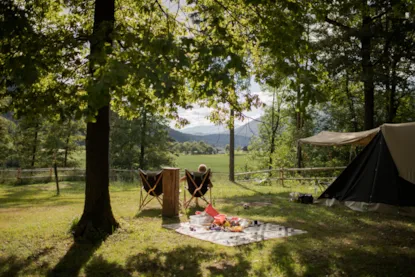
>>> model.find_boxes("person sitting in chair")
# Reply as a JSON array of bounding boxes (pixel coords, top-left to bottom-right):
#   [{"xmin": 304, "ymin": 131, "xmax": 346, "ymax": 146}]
[
  {"xmin": 180, "ymin": 164, "xmax": 213, "ymax": 188},
  {"xmin": 180, "ymin": 164, "xmax": 213, "ymax": 207}
]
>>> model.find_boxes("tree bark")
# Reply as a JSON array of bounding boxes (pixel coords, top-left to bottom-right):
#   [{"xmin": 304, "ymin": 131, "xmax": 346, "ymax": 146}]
[
  {"xmin": 74, "ymin": 0, "xmax": 118, "ymax": 240},
  {"xmin": 296, "ymin": 86, "xmax": 302, "ymax": 130},
  {"xmin": 269, "ymin": 89, "xmax": 281, "ymax": 170},
  {"xmin": 361, "ymin": 17, "xmax": 375, "ymax": 130},
  {"xmin": 31, "ymin": 123, "xmax": 39, "ymax": 167},
  {"xmin": 269, "ymin": 91, "xmax": 275, "ymax": 170},
  {"xmin": 229, "ymin": 109, "xmax": 235, "ymax": 182},
  {"xmin": 139, "ymin": 110, "xmax": 147, "ymax": 169},
  {"xmin": 388, "ymin": 57, "xmax": 398, "ymax": 123},
  {"xmin": 64, "ymin": 132, "xmax": 70, "ymax": 167},
  {"xmin": 345, "ymin": 71, "xmax": 358, "ymax": 132}
]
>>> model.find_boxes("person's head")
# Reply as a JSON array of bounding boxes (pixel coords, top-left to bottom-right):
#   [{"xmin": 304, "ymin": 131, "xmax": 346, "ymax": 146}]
[{"xmin": 198, "ymin": 164, "xmax": 207, "ymax": 173}]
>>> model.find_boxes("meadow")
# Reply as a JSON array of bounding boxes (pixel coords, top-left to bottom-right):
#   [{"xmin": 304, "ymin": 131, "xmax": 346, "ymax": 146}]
[
  {"xmin": 175, "ymin": 153, "xmax": 248, "ymax": 173},
  {"xmin": 71, "ymin": 151, "xmax": 248, "ymax": 173},
  {"xmin": 1, "ymin": 176, "xmax": 415, "ymax": 277}
]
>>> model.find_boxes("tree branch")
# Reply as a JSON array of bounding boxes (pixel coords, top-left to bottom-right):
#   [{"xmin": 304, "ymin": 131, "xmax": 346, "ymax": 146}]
[
  {"xmin": 325, "ymin": 16, "xmax": 352, "ymax": 31},
  {"xmin": 154, "ymin": 0, "xmax": 169, "ymax": 19},
  {"xmin": 370, "ymin": 10, "xmax": 389, "ymax": 22}
]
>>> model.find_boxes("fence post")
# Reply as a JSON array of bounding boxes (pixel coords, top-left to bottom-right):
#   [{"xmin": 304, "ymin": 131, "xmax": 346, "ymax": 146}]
[
  {"xmin": 17, "ymin": 168, "xmax": 21, "ymax": 183},
  {"xmin": 54, "ymin": 163, "xmax": 60, "ymax": 195}
]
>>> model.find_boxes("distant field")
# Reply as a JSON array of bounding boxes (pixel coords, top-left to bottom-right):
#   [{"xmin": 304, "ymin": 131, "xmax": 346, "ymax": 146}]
[
  {"xmin": 70, "ymin": 150, "xmax": 249, "ymax": 173},
  {"xmin": 175, "ymin": 153, "xmax": 248, "ymax": 173}
]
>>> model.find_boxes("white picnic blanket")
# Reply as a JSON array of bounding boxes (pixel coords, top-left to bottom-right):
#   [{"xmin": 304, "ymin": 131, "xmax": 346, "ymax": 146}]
[{"xmin": 162, "ymin": 222, "xmax": 307, "ymax": 246}]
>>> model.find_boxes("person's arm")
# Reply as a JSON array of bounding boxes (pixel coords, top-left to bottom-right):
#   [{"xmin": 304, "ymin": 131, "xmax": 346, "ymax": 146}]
[{"xmin": 179, "ymin": 176, "xmax": 187, "ymax": 182}]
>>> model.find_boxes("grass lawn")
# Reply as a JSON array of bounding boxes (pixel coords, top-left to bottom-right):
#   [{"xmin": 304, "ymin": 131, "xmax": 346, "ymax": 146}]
[
  {"xmin": 176, "ymin": 153, "xmax": 248, "ymax": 173},
  {"xmin": 70, "ymin": 151, "xmax": 247, "ymax": 174},
  {"xmin": 1, "ymin": 179, "xmax": 415, "ymax": 277}
]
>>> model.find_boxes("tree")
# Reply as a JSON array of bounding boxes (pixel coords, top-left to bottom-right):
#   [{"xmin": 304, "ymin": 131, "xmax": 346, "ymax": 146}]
[
  {"xmin": 229, "ymin": 108, "xmax": 235, "ymax": 182},
  {"xmin": 0, "ymin": 117, "xmax": 14, "ymax": 167},
  {"xmin": 73, "ymin": 0, "xmax": 118, "ymax": 239},
  {"xmin": 110, "ymin": 112, "xmax": 174, "ymax": 169},
  {"xmin": 313, "ymin": 0, "xmax": 415, "ymax": 129},
  {"xmin": 41, "ymin": 118, "xmax": 85, "ymax": 167},
  {"xmin": 11, "ymin": 116, "xmax": 43, "ymax": 168}
]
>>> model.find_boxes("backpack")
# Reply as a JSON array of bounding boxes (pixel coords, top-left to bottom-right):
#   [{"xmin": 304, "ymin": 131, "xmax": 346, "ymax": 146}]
[{"xmin": 297, "ymin": 194, "xmax": 314, "ymax": 204}]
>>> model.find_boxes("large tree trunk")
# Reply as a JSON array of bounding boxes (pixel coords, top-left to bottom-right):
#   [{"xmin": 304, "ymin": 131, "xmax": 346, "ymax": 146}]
[
  {"xmin": 229, "ymin": 109, "xmax": 235, "ymax": 182},
  {"xmin": 74, "ymin": 0, "xmax": 118, "ymax": 240},
  {"xmin": 361, "ymin": 17, "xmax": 375, "ymax": 130}
]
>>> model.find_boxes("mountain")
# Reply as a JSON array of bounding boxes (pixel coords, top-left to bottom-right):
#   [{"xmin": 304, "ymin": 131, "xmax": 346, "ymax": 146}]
[
  {"xmin": 168, "ymin": 128, "xmax": 251, "ymax": 148},
  {"xmin": 178, "ymin": 124, "xmax": 238, "ymax": 136},
  {"xmin": 177, "ymin": 118, "xmax": 261, "ymax": 138},
  {"xmin": 234, "ymin": 119, "xmax": 260, "ymax": 137}
]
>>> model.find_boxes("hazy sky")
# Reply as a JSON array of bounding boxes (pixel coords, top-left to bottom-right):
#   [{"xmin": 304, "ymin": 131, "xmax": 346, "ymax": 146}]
[
  {"xmin": 162, "ymin": 1, "xmax": 273, "ymax": 129},
  {"xmin": 170, "ymin": 78, "xmax": 273, "ymax": 129}
]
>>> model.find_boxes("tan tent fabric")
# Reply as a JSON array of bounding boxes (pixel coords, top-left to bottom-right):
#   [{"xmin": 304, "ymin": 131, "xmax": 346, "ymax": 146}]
[
  {"xmin": 298, "ymin": 127, "xmax": 380, "ymax": 146},
  {"xmin": 381, "ymin": 122, "xmax": 415, "ymax": 184}
]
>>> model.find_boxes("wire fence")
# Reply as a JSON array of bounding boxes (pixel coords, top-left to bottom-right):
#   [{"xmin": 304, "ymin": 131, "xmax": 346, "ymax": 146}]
[{"xmin": 0, "ymin": 166, "xmax": 345, "ymax": 186}]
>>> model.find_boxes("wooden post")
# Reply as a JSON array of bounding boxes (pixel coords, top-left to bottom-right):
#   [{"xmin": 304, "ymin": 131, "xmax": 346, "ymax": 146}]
[
  {"xmin": 17, "ymin": 168, "xmax": 21, "ymax": 183},
  {"xmin": 54, "ymin": 163, "xmax": 60, "ymax": 195},
  {"xmin": 162, "ymin": 167, "xmax": 180, "ymax": 217}
]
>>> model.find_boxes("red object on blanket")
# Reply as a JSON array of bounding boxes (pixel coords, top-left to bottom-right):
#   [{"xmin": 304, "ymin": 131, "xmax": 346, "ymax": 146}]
[
  {"xmin": 213, "ymin": 214, "xmax": 226, "ymax": 225},
  {"xmin": 205, "ymin": 204, "xmax": 219, "ymax": 217}
]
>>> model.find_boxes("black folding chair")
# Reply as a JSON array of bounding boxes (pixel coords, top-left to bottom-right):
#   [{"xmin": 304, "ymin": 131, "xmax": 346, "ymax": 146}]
[
  {"xmin": 183, "ymin": 169, "xmax": 212, "ymax": 209},
  {"xmin": 138, "ymin": 169, "xmax": 163, "ymax": 210}
]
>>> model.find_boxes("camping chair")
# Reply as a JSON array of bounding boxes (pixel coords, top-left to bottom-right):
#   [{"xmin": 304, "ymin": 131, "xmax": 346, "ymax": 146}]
[
  {"xmin": 183, "ymin": 169, "xmax": 212, "ymax": 209},
  {"xmin": 138, "ymin": 169, "xmax": 163, "ymax": 210}
]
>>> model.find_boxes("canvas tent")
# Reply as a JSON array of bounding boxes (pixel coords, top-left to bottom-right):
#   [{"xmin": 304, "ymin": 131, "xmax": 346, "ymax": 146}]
[
  {"xmin": 316, "ymin": 122, "xmax": 415, "ymax": 216},
  {"xmin": 298, "ymin": 127, "xmax": 380, "ymax": 146},
  {"xmin": 296, "ymin": 127, "xmax": 380, "ymax": 167}
]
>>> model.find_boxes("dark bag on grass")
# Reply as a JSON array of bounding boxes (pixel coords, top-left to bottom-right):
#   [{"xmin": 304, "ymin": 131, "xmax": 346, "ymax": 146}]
[{"xmin": 298, "ymin": 194, "xmax": 314, "ymax": 204}]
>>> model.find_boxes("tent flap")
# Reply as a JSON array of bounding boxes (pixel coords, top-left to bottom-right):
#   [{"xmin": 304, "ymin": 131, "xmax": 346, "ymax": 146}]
[
  {"xmin": 381, "ymin": 122, "xmax": 415, "ymax": 184},
  {"xmin": 299, "ymin": 128, "xmax": 380, "ymax": 146}
]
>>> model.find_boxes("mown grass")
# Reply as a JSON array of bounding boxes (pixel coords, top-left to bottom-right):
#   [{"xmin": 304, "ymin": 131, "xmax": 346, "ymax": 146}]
[
  {"xmin": 176, "ymin": 153, "xmax": 248, "ymax": 173},
  {"xmin": 70, "ymin": 150, "xmax": 248, "ymax": 173},
  {"xmin": 1, "ymin": 178, "xmax": 415, "ymax": 277}
]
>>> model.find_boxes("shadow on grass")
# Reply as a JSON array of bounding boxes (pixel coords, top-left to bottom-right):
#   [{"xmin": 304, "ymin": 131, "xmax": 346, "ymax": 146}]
[
  {"xmin": 217, "ymin": 192, "xmax": 415, "ymax": 276},
  {"xmin": 231, "ymin": 181, "xmax": 265, "ymax": 195},
  {"xmin": 84, "ymin": 246, "xmax": 252, "ymax": 277},
  {"xmin": 135, "ymin": 208, "xmax": 163, "ymax": 218},
  {"xmin": 47, "ymin": 242, "xmax": 100, "ymax": 277},
  {"xmin": 0, "ymin": 183, "xmax": 85, "ymax": 208},
  {"xmin": 135, "ymin": 208, "xmax": 181, "ymax": 225},
  {"xmin": 0, "ymin": 247, "xmax": 54, "ymax": 277}
]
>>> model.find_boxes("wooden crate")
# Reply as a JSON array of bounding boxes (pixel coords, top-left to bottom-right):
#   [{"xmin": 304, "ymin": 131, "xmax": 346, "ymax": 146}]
[{"xmin": 162, "ymin": 167, "xmax": 180, "ymax": 217}]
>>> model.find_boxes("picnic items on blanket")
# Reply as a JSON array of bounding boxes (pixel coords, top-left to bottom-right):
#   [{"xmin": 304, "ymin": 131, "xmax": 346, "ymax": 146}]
[
  {"xmin": 191, "ymin": 205, "xmax": 260, "ymax": 233},
  {"xmin": 189, "ymin": 213, "xmax": 214, "ymax": 225},
  {"xmin": 205, "ymin": 203, "xmax": 219, "ymax": 217}
]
